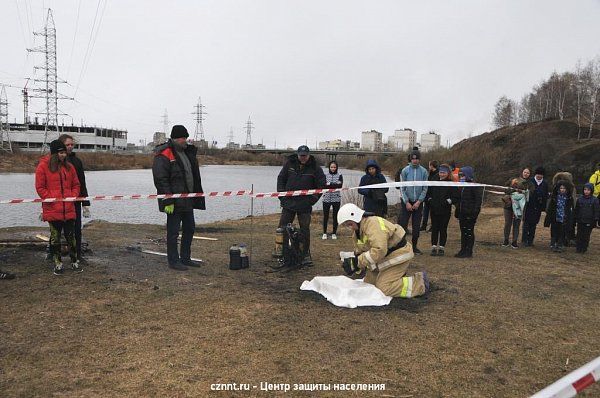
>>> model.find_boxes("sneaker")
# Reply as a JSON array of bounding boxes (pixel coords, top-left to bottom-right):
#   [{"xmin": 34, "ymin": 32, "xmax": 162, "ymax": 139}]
[
  {"xmin": 301, "ymin": 254, "xmax": 313, "ymax": 267},
  {"xmin": 53, "ymin": 263, "xmax": 64, "ymax": 275},
  {"xmin": 181, "ymin": 259, "xmax": 201, "ymax": 268},
  {"xmin": 331, "ymin": 234, "xmax": 337, "ymax": 240},
  {"xmin": 0, "ymin": 270, "xmax": 15, "ymax": 280},
  {"xmin": 501, "ymin": 241, "xmax": 510, "ymax": 247},
  {"xmin": 168, "ymin": 262, "xmax": 188, "ymax": 271},
  {"xmin": 71, "ymin": 261, "xmax": 83, "ymax": 273},
  {"xmin": 437, "ymin": 248, "xmax": 445, "ymax": 256},
  {"xmin": 430, "ymin": 248, "xmax": 438, "ymax": 256},
  {"xmin": 321, "ymin": 233, "xmax": 328, "ymax": 240},
  {"xmin": 511, "ymin": 242, "xmax": 519, "ymax": 249},
  {"xmin": 413, "ymin": 248, "xmax": 422, "ymax": 255}
]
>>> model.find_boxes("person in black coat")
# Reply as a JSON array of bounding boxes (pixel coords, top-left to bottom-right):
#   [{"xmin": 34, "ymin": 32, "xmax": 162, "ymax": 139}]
[
  {"xmin": 152, "ymin": 125, "xmax": 205, "ymax": 270},
  {"xmin": 574, "ymin": 183, "xmax": 600, "ymax": 253},
  {"xmin": 358, "ymin": 159, "xmax": 389, "ymax": 217},
  {"xmin": 452, "ymin": 166, "xmax": 483, "ymax": 258},
  {"xmin": 522, "ymin": 167, "xmax": 549, "ymax": 247},
  {"xmin": 58, "ymin": 134, "xmax": 91, "ymax": 262},
  {"xmin": 276, "ymin": 145, "xmax": 326, "ymax": 265},
  {"xmin": 420, "ymin": 160, "xmax": 439, "ymax": 231},
  {"xmin": 544, "ymin": 180, "xmax": 574, "ymax": 253},
  {"xmin": 427, "ymin": 163, "xmax": 453, "ymax": 256}
]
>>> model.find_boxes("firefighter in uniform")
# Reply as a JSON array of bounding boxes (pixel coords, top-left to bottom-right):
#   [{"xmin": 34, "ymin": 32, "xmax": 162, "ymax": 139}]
[{"xmin": 337, "ymin": 203, "xmax": 429, "ymax": 298}]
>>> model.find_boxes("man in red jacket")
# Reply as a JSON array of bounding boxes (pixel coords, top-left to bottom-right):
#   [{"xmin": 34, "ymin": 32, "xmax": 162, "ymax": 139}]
[{"xmin": 35, "ymin": 139, "xmax": 81, "ymax": 275}]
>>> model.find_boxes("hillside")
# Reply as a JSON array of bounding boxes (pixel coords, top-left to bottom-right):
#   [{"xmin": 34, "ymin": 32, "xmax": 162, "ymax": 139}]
[{"xmin": 448, "ymin": 119, "xmax": 600, "ymax": 185}]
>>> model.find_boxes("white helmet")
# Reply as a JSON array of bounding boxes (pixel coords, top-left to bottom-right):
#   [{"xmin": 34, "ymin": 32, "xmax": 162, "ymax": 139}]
[{"xmin": 337, "ymin": 203, "xmax": 365, "ymax": 225}]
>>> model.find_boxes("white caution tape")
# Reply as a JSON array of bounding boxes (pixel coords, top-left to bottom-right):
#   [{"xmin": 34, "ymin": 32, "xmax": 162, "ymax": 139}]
[
  {"xmin": 531, "ymin": 356, "xmax": 600, "ymax": 398},
  {"xmin": 0, "ymin": 181, "xmax": 510, "ymax": 205}
]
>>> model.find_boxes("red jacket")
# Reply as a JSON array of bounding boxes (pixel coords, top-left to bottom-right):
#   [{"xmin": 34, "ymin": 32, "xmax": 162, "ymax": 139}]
[{"xmin": 35, "ymin": 155, "xmax": 81, "ymax": 222}]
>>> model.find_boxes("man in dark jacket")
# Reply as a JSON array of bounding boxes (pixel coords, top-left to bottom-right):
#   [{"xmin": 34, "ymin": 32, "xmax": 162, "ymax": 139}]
[
  {"xmin": 276, "ymin": 145, "xmax": 326, "ymax": 266},
  {"xmin": 152, "ymin": 125, "xmax": 205, "ymax": 271},
  {"xmin": 452, "ymin": 166, "xmax": 483, "ymax": 258},
  {"xmin": 59, "ymin": 134, "xmax": 90, "ymax": 262},
  {"xmin": 522, "ymin": 167, "xmax": 549, "ymax": 247}
]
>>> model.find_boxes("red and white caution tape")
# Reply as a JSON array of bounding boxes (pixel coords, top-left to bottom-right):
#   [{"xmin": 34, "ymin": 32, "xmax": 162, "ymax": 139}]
[
  {"xmin": 531, "ymin": 356, "xmax": 600, "ymax": 398},
  {"xmin": 0, "ymin": 181, "xmax": 509, "ymax": 205}
]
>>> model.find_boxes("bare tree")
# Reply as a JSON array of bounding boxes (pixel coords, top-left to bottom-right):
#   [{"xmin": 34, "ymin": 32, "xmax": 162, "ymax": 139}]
[{"xmin": 492, "ymin": 96, "xmax": 517, "ymax": 129}]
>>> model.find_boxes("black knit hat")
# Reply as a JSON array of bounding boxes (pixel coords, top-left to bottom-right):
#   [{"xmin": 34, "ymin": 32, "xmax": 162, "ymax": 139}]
[
  {"xmin": 409, "ymin": 146, "xmax": 421, "ymax": 160},
  {"xmin": 534, "ymin": 166, "xmax": 545, "ymax": 176},
  {"xmin": 49, "ymin": 139, "xmax": 67, "ymax": 154},
  {"xmin": 171, "ymin": 125, "xmax": 189, "ymax": 139}
]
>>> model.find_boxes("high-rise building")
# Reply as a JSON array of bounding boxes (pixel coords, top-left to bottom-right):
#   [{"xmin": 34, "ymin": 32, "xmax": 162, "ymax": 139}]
[
  {"xmin": 421, "ymin": 131, "xmax": 441, "ymax": 152},
  {"xmin": 387, "ymin": 128, "xmax": 417, "ymax": 151},
  {"xmin": 361, "ymin": 130, "xmax": 382, "ymax": 151}
]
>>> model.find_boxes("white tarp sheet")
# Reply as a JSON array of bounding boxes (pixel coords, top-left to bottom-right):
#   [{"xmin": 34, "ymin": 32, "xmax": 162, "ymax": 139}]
[{"xmin": 300, "ymin": 275, "xmax": 392, "ymax": 308}]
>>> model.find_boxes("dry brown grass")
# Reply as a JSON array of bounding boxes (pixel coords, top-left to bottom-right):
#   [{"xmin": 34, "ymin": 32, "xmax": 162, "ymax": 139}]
[{"xmin": 1, "ymin": 207, "xmax": 599, "ymax": 397}]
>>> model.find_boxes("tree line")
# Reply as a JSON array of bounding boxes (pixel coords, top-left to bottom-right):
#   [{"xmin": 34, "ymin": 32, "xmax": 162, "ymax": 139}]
[{"xmin": 493, "ymin": 57, "xmax": 600, "ymax": 139}]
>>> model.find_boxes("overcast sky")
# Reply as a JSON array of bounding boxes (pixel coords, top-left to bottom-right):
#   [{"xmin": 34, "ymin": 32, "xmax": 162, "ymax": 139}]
[{"xmin": 1, "ymin": 0, "xmax": 599, "ymax": 147}]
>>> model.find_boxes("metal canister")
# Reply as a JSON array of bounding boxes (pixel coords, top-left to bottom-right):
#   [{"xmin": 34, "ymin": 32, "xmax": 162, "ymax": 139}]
[
  {"xmin": 272, "ymin": 228, "xmax": 284, "ymax": 258},
  {"xmin": 229, "ymin": 245, "xmax": 242, "ymax": 270},
  {"xmin": 239, "ymin": 243, "xmax": 249, "ymax": 269}
]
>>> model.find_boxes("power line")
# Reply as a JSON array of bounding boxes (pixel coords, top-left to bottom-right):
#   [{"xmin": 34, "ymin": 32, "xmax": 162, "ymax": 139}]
[
  {"xmin": 66, "ymin": 0, "xmax": 82, "ymax": 81},
  {"xmin": 14, "ymin": 0, "xmax": 27, "ymax": 46},
  {"xmin": 73, "ymin": 0, "xmax": 102, "ymax": 97},
  {"xmin": 76, "ymin": 0, "xmax": 108, "ymax": 95}
]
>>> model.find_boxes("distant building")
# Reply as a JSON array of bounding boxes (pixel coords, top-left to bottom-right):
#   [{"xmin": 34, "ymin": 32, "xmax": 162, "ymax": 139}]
[
  {"xmin": 153, "ymin": 131, "xmax": 166, "ymax": 145},
  {"xmin": 387, "ymin": 128, "xmax": 417, "ymax": 151},
  {"xmin": 318, "ymin": 139, "xmax": 361, "ymax": 151},
  {"xmin": 420, "ymin": 131, "xmax": 441, "ymax": 152},
  {"xmin": 226, "ymin": 142, "xmax": 240, "ymax": 150},
  {"xmin": 361, "ymin": 130, "xmax": 382, "ymax": 151}
]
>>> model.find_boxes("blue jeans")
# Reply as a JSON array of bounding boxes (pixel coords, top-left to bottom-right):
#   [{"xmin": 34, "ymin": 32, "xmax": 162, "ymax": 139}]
[{"xmin": 166, "ymin": 211, "xmax": 196, "ymax": 265}]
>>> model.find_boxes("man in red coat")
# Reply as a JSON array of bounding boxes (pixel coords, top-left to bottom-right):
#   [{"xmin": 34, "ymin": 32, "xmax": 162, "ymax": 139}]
[{"xmin": 35, "ymin": 140, "xmax": 81, "ymax": 275}]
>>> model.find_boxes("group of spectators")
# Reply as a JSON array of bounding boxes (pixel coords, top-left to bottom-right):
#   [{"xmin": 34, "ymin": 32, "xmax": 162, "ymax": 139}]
[{"xmin": 1, "ymin": 128, "xmax": 598, "ymax": 280}]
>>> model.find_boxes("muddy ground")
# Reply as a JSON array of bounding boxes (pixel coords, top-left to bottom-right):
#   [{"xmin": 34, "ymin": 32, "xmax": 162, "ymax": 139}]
[{"xmin": 0, "ymin": 207, "xmax": 599, "ymax": 397}]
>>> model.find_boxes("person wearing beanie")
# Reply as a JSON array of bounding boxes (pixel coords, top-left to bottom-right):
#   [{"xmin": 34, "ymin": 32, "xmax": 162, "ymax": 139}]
[
  {"xmin": 396, "ymin": 146, "xmax": 429, "ymax": 254},
  {"xmin": 427, "ymin": 163, "xmax": 453, "ymax": 256},
  {"xmin": 321, "ymin": 160, "xmax": 343, "ymax": 240},
  {"xmin": 358, "ymin": 159, "xmax": 388, "ymax": 217},
  {"xmin": 574, "ymin": 183, "xmax": 600, "ymax": 253},
  {"xmin": 589, "ymin": 162, "xmax": 600, "ymax": 199},
  {"xmin": 35, "ymin": 139, "xmax": 81, "ymax": 275},
  {"xmin": 152, "ymin": 125, "xmax": 205, "ymax": 271},
  {"xmin": 522, "ymin": 166, "xmax": 549, "ymax": 246},
  {"xmin": 452, "ymin": 166, "xmax": 483, "ymax": 258}
]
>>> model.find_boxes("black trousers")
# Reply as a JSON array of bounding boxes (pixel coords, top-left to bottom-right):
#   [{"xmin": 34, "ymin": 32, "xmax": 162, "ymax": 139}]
[
  {"xmin": 550, "ymin": 222, "xmax": 565, "ymax": 247},
  {"xmin": 459, "ymin": 216, "xmax": 477, "ymax": 255},
  {"xmin": 322, "ymin": 202, "xmax": 340, "ymax": 234},
  {"xmin": 166, "ymin": 211, "xmax": 196, "ymax": 265},
  {"xmin": 430, "ymin": 212, "xmax": 451, "ymax": 247},
  {"xmin": 74, "ymin": 203, "xmax": 83, "ymax": 260},
  {"xmin": 279, "ymin": 208, "xmax": 312, "ymax": 255},
  {"xmin": 522, "ymin": 221, "xmax": 538, "ymax": 245},
  {"xmin": 421, "ymin": 202, "xmax": 430, "ymax": 228},
  {"xmin": 576, "ymin": 223, "xmax": 593, "ymax": 252},
  {"xmin": 399, "ymin": 201, "xmax": 424, "ymax": 248}
]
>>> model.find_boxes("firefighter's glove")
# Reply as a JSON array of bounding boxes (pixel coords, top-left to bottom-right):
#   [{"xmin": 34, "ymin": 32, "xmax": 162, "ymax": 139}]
[
  {"xmin": 164, "ymin": 204, "xmax": 175, "ymax": 215},
  {"xmin": 342, "ymin": 256, "xmax": 360, "ymax": 276}
]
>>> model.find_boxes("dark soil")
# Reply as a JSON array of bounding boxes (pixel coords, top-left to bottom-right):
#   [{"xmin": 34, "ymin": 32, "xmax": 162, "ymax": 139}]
[{"xmin": 1, "ymin": 208, "xmax": 599, "ymax": 397}]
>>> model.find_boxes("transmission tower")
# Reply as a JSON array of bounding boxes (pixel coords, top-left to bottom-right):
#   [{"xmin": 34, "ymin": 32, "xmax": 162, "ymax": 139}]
[
  {"xmin": 161, "ymin": 109, "xmax": 169, "ymax": 136},
  {"xmin": 191, "ymin": 97, "xmax": 207, "ymax": 141},
  {"xmin": 244, "ymin": 116, "xmax": 254, "ymax": 147},
  {"xmin": 27, "ymin": 9, "xmax": 72, "ymax": 152},
  {"xmin": 0, "ymin": 85, "xmax": 12, "ymax": 153},
  {"xmin": 227, "ymin": 127, "xmax": 234, "ymax": 144}
]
